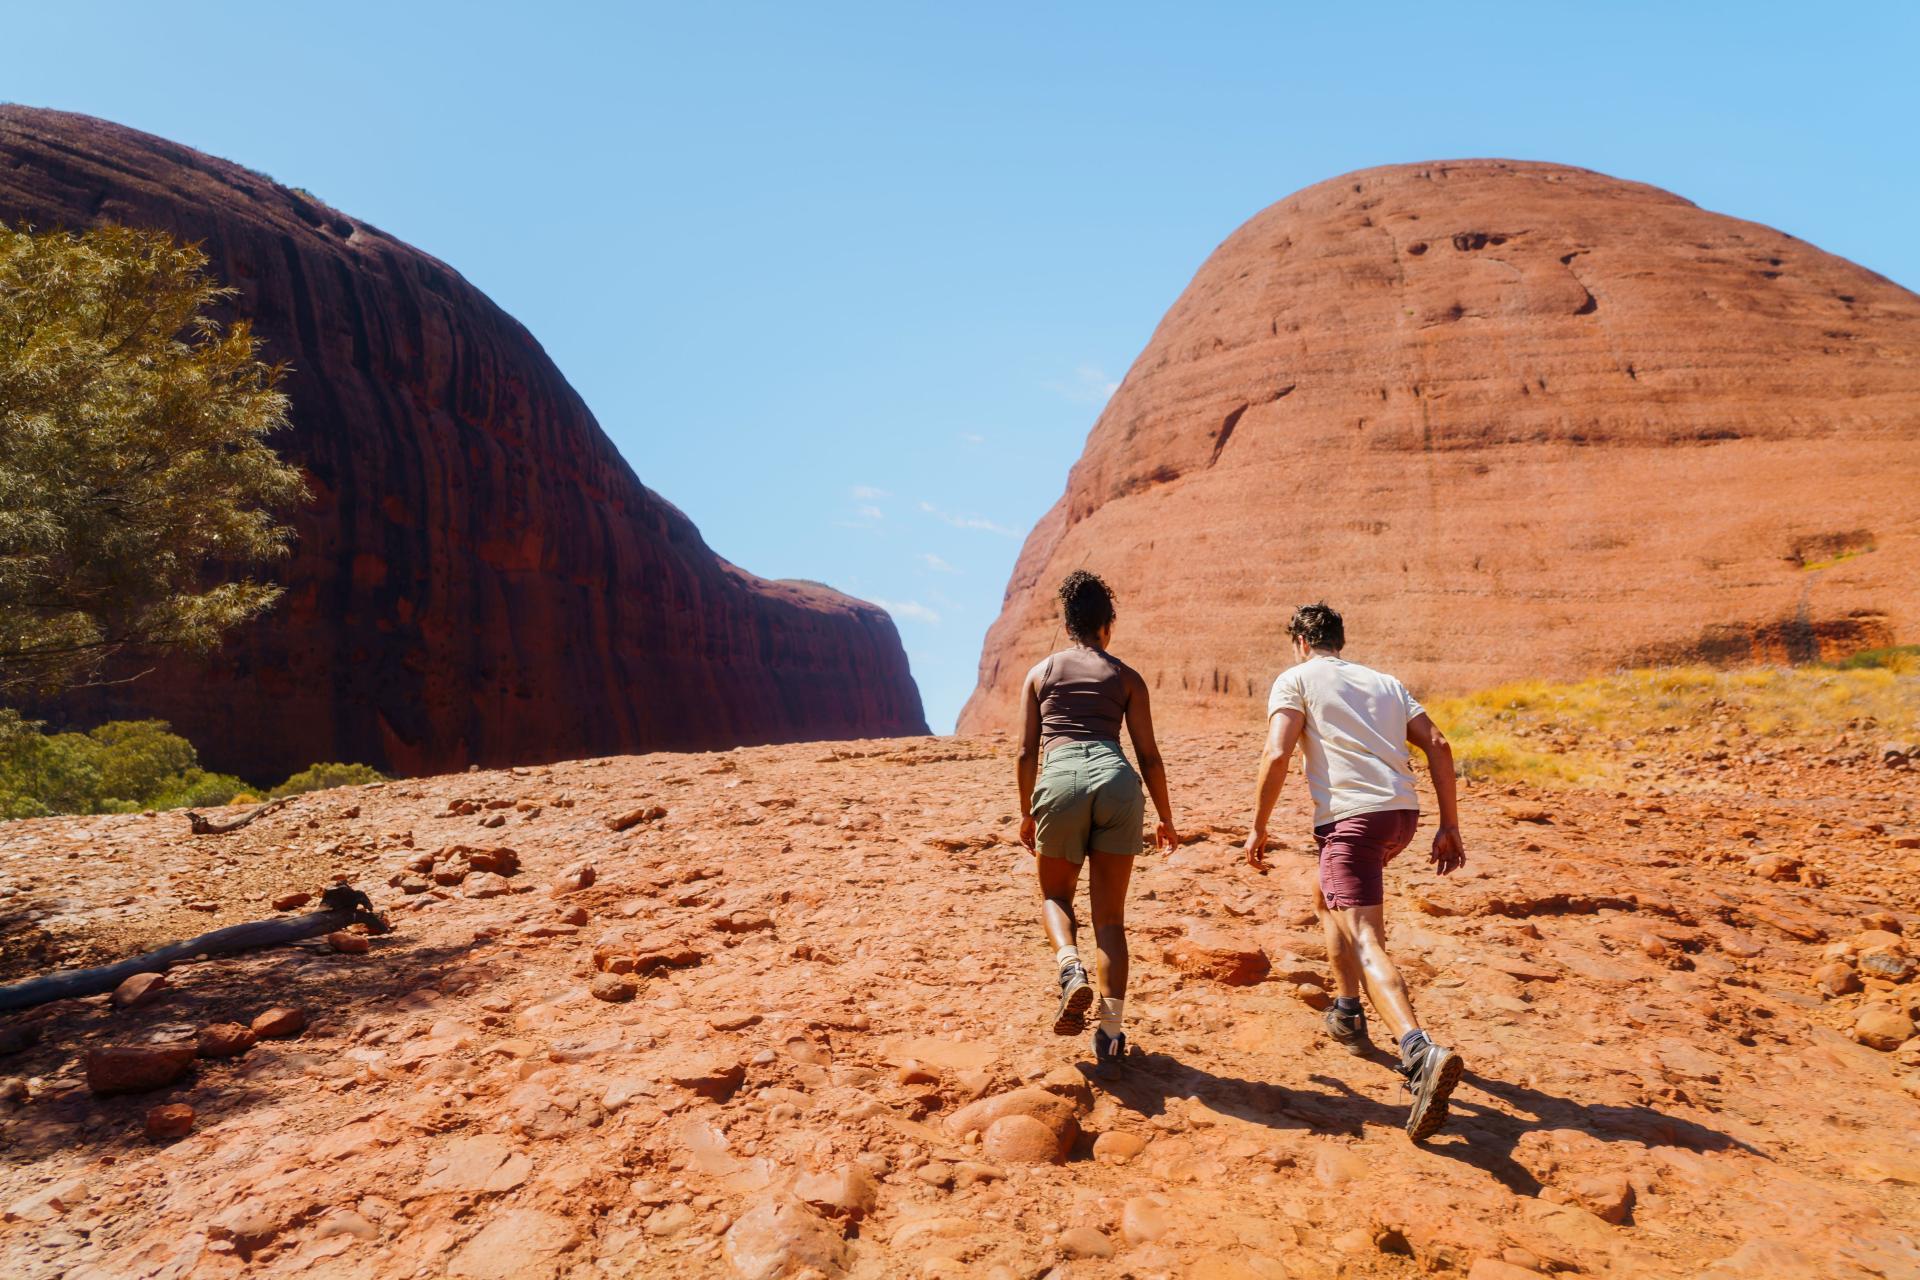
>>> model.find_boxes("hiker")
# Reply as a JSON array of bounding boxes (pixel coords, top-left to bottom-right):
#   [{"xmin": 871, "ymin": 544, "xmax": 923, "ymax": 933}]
[
  {"xmin": 1016, "ymin": 570, "xmax": 1179, "ymax": 1079},
  {"xmin": 1242, "ymin": 602, "xmax": 1468, "ymax": 1140}
]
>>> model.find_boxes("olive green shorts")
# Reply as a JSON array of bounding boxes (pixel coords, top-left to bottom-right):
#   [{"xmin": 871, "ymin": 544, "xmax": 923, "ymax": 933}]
[{"xmin": 1032, "ymin": 740, "xmax": 1144, "ymax": 864}]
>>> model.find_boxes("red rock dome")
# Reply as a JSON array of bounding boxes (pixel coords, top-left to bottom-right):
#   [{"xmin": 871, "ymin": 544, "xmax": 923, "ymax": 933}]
[
  {"xmin": 0, "ymin": 106, "xmax": 926, "ymax": 776},
  {"xmin": 960, "ymin": 159, "xmax": 1920, "ymax": 734}
]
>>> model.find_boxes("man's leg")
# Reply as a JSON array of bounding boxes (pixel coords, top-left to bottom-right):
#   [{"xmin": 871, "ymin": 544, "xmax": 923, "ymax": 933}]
[
  {"xmin": 1325, "ymin": 903, "xmax": 1420, "ymax": 1040},
  {"xmin": 1321, "ymin": 813, "xmax": 1463, "ymax": 1142},
  {"xmin": 1316, "ymin": 820, "xmax": 1382, "ymax": 1053},
  {"xmin": 1315, "ymin": 882, "xmax": 1364, "ymax": 1001},
  {"xmin": 1316, "ymin": 879, "xmax": 1373, "ymax": 1054}
]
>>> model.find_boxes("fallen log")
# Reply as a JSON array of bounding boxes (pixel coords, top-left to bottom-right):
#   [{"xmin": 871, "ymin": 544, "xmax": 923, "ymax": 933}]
[
  {"xmin": 0, "ymin": 887, "xmax": 390, "ymax": 1015},
  {"xmin": 185, "ymin": 796, "xmax": 292, "ymax": 835}
]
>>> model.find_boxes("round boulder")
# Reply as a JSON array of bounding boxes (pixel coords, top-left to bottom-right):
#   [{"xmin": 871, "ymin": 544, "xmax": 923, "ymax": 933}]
[
  {"xmin": 1855, "ymin": 1004, "xmax": 1916, "ymax": 1051},
  {"xmin": 983, "ymin": 1113, "xmax": 1067, "ymax": 1165},
  {"xmin": 590, "ymin": 973, "xmax": 637, "ymax": 1003},
  {"xmin": 944, "ymin": 1086, "xmax": 1081, "ymax": 1152}
]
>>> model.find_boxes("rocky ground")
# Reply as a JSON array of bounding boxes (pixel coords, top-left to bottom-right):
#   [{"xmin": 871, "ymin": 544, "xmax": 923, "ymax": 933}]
[{"xmin": 1, "ymin": 725, "xmax": 1917, "ymax": 1280}]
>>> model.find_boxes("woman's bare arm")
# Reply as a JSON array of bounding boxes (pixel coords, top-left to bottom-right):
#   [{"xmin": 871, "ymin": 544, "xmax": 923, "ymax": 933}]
[
  {"xmin": 1123, "ymin": 669, "xmax": 1178, "ymax": 850},
  {"xmin": 1016, "ymin": 668, "xmax": 1044, "ymax": 849}
]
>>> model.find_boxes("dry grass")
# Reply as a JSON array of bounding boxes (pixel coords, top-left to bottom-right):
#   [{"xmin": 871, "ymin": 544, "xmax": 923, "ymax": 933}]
[{"xmin": 1425, "ymin": 658, "xmax": 1920, "ymax": 787}]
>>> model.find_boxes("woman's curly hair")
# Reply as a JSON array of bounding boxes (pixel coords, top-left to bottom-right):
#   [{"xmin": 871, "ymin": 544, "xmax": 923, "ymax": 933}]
[{"xmin": 1058, "ymin": 569, "xmax": 1116, "ymax": 645}]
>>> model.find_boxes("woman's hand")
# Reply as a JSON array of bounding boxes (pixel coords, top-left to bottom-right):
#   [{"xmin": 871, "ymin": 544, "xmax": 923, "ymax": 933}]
[
  {"xmin": 1019, "ymin": 814, "xmax": 1036, "ymax": 851},
  {"xmin": 1430, "ymin": 824, "xmax": 1466, "ymax": 875},
  {"xmin": 1156, "ymin": 821, "xmax": 1180, "ymax": 853}
]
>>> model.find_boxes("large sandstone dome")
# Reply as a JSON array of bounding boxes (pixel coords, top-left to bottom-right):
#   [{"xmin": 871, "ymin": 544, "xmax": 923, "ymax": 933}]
[
  {"xmin": 960, "ymin": 160, "xmax": 1920, "ymax": 734},
  {"xmin": 0, "ymin": 106, "xmax": 926, "ymax": 777}
]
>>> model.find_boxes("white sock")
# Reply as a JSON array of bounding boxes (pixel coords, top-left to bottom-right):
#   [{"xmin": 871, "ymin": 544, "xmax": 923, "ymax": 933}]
[
  {"xmin": 1056, "ymin": 945, "xmax": 1081, "ymax": 971},
  {"xmin": 1099, "ymin": 997, "xmax": 1124, "ymax": 1038}
]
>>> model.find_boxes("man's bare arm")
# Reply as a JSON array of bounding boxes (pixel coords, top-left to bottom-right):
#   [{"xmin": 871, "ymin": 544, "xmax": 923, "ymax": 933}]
[
  {"xmin": 1407, "ymin": 712, "xmax": 1465, "ymax": 874},
  {"xmin": 1244, "ymin": 707, "xmax": 1304, "ymax": 871}
]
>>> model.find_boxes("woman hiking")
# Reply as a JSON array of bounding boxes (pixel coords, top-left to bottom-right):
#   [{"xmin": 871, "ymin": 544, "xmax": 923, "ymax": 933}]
[{"xmin": 1016, "ymin": 570, "xmax": 1179, "ymax": 1079}]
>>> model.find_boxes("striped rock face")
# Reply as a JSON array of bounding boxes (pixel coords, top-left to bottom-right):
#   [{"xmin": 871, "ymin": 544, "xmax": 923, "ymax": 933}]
[
  {"xmin": 0, "ymin": 107, "xmax": 924, "ymax": 777},
  {"xmin": 960, "ymin": 160, "xmax": 1920, "ymax": 734}
]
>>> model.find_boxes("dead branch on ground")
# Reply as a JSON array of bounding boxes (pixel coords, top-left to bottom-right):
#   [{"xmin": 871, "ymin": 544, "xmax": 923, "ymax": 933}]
[
  {"xmin": 0, "ymin": 886, "xmax": 389, "ymax": 1014},
  {"xmin": 185, "ymin": 795, "xmax": 292, "ymax": 835}
]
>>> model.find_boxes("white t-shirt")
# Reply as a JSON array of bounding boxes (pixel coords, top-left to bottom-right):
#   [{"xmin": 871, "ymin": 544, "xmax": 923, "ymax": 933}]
[{"xmin": 1266, "ymin": 655, "xmax": 1425, "ymax": 827}]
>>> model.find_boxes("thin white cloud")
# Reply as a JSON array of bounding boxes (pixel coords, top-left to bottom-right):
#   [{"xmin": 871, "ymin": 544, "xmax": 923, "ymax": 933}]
[
  {"xmin": 851, "ymin": 485, "xmax": 890, "ymax": 500},
  {"xmin": 872, "ymin": 598, "xmax": 940, "ymax": 625},
  {"xmin": 959, "ymin": 432, "xmax": 985, "ymax": 447},
  {"xmin": 919, "ymin": 553, "xmax": 958, "ymax": 574},
  {"xmin": 833, "ymin": 500, "xmax": 885, "ymax": 531},
  {"xmin": 917, "ymin": 500, "xmax": 1017, "ymax": 537},
  {"xmin": 1046, "ymin": 364, "xmax": 1120, "ymax": 405}
]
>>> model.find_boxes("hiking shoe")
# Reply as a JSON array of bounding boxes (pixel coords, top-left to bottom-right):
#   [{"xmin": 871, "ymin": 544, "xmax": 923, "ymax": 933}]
[
  {"xmin": 1400, "ymin": 1040, "xmax": 1465, "ymax": 1142},
  {"xmin": 1053, "ymin": 962, "xmax": 1093, "ymax": 1035},
  {"xmin": 1092, "ymin": 1027, "xmax": 1127, "ymax": 1080},
  {"xmin": 1323, "ymin": 1005, "xmax": 1371, "ymax": 1056}
]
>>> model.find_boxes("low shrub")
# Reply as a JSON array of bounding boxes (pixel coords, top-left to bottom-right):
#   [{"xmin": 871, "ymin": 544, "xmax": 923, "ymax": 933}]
[
  {"xmin": 270, "ymin": 762, "xmax": 386, "ymax": 797},
  {"xmin": 1424, "ymin": 662, "xmax": 1918, "ymax": 787},
  {"xmin": 1825, "ymin": 645, "xmax": 1920, "ymax": 675},
  {"xmin": 0, "ymin": 713, "xmax": 382, "ymax": 817}
]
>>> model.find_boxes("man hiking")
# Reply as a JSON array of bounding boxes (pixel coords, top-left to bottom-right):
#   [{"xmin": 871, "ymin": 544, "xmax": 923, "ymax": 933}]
[{"xmin": 1242, "ymin": 602, "xmax": 1468, "ymax": 1140}]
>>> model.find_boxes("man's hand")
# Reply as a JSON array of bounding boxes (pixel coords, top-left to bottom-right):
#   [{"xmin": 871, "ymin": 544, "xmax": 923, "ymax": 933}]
[
  {"xmin": 1430, "ymin": 824, "xmax": 1466, "ymax": 875},
  {"xmin": 1156, "ymin": 821, "xmax": 1180, "ymax": 854},
  {"xmin": 1243, "ymin": 825, "xmax": 1269, "ymax": 873},
  {"xmin": 1019, "ymin": 814, "xmax": 1036, "ymax": 851}
]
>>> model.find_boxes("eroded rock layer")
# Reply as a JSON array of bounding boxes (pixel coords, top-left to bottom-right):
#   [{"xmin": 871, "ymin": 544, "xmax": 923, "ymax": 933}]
[
  {"xmin": 0, "ymin": 107, "xmax": 924, "ymax": 777},
  {"xmin": 961, "ymin": 160, "xmax": 1919, "ymax": 734}
]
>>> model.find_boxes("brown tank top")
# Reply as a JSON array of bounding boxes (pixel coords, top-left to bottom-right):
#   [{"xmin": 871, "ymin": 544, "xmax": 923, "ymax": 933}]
[{"xmin": 1037, "ymin": 647, "xmax": 1134, "ymax": 753}]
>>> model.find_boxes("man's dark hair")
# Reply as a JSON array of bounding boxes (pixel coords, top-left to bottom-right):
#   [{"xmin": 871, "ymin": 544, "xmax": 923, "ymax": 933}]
[
  {"xmin": 1288, "ymin": 601, "xmax": 1345, "ymax": 651},
  {"xmin": 1058, "ymin": 570, "xmax": 1116, "ymax": 645}
]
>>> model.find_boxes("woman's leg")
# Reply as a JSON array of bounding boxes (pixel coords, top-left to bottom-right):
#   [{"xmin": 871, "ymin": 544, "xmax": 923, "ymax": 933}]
[
  {"xmin": 1038, "ymin": 850, "xmax": 1095, "ymax": 1034},
  {"xmin": 1086, "ymin": 852, "xmax": 1134, "ymax": 1002},
  {"xmin": 1086, "ymin": 851, "xmax": 1134, "ymax": 1071},
  {"xmin": 1037, "ymin": 852, "xmax": 1083, "ymax": 954}
]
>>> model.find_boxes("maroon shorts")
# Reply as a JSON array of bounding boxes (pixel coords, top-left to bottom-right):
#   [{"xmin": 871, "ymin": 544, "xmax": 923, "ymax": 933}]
[{"xmin": 1314, "ymin": 809, "xmax": 1419, "ymax": 909}]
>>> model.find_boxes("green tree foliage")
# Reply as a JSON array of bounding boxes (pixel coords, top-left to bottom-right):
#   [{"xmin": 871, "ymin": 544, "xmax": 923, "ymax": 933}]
[
  {"xmin": 84, "ymin": 718, "xmax": 197, "ymax": 802},
  {"xmin": 0, "ymin": 713, "xmax": 383, "ymax": 818},
  {"xmin": 0, "ymin": 713, "xmax": 237, "ymax": 817},
  {"xmin": 270, "ymin": 761, "xmax": 386, "ymax": 797},
  {"xmin": 0, "ymin": 224, "xmax": 307, "ymax": 697}
]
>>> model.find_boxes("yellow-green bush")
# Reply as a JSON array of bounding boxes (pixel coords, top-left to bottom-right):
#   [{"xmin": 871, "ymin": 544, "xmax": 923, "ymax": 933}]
[
  {"xmin": 1425, "ymin": 662, "xmax": 1918, "ymax": 787},
  {"xmin": 270, "ymin": 762, "xmax": 385, "ymax": 798}
]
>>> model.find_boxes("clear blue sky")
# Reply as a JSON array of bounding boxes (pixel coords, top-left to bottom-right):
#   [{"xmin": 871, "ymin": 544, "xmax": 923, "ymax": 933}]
[{"xmin": 6, "ymin": 3, "xmax": 1916, "ymax": 730}]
